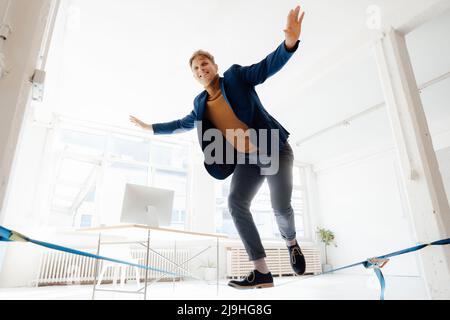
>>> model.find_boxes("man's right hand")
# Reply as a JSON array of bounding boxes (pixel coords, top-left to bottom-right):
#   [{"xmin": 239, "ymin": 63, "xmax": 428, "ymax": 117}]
[
  {"xmin": 129, "ymin": 115, "xmax": 153, "ymax": 132},
  {"xmin": 284, "ymin": 5, "xmax": 305, "ymax": 50}
]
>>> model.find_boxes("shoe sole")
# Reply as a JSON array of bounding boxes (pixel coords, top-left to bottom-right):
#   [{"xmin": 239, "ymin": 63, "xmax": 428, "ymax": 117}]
[{"xmin": 228, "ymin": 282, "xmax": 274, "ymax": 290}]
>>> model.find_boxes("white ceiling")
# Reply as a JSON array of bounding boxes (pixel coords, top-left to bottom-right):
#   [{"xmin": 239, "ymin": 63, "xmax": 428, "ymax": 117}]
[{"xmin": 45, "ymin": 0, "xmax": 450, "ymax": 164}]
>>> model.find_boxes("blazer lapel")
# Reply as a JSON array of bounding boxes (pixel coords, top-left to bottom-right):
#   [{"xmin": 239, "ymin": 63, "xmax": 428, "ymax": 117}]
[{"xmin": 196, "ymin": 92, "xmax": 208, "ymax": 120}]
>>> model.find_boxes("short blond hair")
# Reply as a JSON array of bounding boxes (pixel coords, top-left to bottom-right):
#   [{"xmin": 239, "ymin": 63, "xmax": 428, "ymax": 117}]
[{"xmin": 189, "ymin": 50, "xmax": 216, "ymax": 68}]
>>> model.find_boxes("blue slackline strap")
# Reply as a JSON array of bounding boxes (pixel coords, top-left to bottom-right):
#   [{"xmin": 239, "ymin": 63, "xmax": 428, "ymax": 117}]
[
  {"xmin": 373, "ymin": 268, "xmax": 385, "ymax": 300},
  {"xmin": 0, "ymin": 225, "xmax": 13, "ymax": 241},
  {"xmin": 0, "ymin": 225, "xmax": 178, "ymax": 276},
  {"xmin": 317, "ymin": 238, "xmax": 450, "ymax": 300},
  {"xmin": 2, "ymin": 225, "xmax": 449, "ymax": 300},
  {"xmin": 377, "ymin": 238, "xmax": 450, "ymax": 260}
]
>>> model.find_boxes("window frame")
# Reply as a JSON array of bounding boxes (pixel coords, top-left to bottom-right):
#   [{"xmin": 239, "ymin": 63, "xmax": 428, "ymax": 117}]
[{"xmin": 46, "ymin": 116, "xmax": 195, "ymax": 229}]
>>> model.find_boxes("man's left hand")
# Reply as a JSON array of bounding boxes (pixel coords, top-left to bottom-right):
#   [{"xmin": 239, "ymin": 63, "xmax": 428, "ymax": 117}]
[{"xmin": 284, "ymin": 5, "xmax": 306, "ymax": 50}]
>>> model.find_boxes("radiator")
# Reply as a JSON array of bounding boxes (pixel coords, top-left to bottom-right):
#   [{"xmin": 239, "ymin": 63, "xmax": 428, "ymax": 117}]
[
  {"xmin": 33, "ymin": 248, "xmax": 190, "ymax": 287},
  {"xmin": 226, "ymin": 246, "xmax": 322, "ymax": 278}
]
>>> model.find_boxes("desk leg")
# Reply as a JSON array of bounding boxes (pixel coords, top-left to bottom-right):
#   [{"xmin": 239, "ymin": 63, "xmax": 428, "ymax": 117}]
[
  {"xmin": 173, "ymin": 241, "xmax": 176, "ymax": 292},
  {"xmin": 217, "ymin": 237, "xmax": 219, "ymax": 296},
  {"xmin": 92, "ymin": 233, "xmax": 102, "ymax": 300},
  {"xmin": 144, "ymin": 230, "xmax": 150, "ymax": 300}
]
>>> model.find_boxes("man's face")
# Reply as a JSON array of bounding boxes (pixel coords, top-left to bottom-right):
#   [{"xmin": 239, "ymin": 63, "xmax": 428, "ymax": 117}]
[{"xmin": 191, "ymin": 56, "xmax": 218, "ymax": 86}]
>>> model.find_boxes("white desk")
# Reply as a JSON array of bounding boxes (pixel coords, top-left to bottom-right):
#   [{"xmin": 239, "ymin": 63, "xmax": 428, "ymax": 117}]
[{"xmin": 78, "ymin": 224, "xmax": 228, "ymax": 300}]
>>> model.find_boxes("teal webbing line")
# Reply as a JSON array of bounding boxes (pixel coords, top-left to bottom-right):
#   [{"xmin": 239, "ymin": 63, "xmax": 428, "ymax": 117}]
[
  {"xmin": 0, "ymin": 226, "xmax": 12, "ymax": 240},
  {"xmin": 1, "ymin": 225, "xmax": 449, "ymax": 300},
  {"xmin": 318, "ymin": 238, "xmax": 450, "ymax": 300},
  {"xmin": 0, "ymin": 225, "xmax": 179, "ymax": 277},
  {"xmin": 373, "ymin": 268, "xmax": 385, "ymax": 300}
]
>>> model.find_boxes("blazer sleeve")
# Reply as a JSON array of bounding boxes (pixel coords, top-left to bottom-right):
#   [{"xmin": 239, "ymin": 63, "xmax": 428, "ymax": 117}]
[
  {"xmin": 152, "ymin": 110, "xmax": 197, "ymax": 135},
  {"xmin": 235, "ymin": 40, "xmax": 300, "ymax": 86}
]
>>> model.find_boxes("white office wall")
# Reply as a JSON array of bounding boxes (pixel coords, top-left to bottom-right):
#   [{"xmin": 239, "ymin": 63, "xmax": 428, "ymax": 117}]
[
  {"xmin": 405, "ymin": 9, "xmax": 450, "ymax": 87},
  {"xmin": 304, "ymin": 10, "xmax": 450, "ymax": 276},
  {"xmin": 313, "ymin": 141, "xmax": 450, "ymax": 277},
  {"xmin": 315, "ymin": 150, "xmax": 421, "ymax": 276},
  {"xmin": 436, "ymin": 148, "xmax": 450, "ymax": 201}
]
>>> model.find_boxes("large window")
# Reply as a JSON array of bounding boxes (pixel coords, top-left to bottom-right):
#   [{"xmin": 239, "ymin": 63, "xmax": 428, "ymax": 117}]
[
  {"xmin": 214, "ymin": 165, "xmax": 309, "ymax": 240},
  {"xmin": 46, "ymin": 118, "xmax": 193, "ymax": 229},
  {"xmin": 150, "ymin": 142, "xmax": 191, "ymax": 228}
]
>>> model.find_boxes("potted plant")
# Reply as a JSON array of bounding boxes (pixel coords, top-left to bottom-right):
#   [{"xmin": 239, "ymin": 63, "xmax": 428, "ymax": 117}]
[{"xmin": 316, "ymin": 227, "xmax": 337, "ymax": 272}]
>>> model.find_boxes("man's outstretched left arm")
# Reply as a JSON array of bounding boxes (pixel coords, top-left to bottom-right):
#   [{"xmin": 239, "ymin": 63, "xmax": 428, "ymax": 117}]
[{"xmin": 236, "ymin": 5, "xmax": 306, "ymax": 86}]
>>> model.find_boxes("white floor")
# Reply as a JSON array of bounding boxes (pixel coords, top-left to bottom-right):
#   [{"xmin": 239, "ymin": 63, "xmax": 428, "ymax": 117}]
[{"xmin": 0, "ymin": 274, "xmax": 429, "ymax": 300}]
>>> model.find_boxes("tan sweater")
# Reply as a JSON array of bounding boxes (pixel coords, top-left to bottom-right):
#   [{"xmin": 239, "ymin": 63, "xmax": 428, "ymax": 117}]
[{"xmin": 204, "ymin": 75, "xmax": 257, "ymax": 154}]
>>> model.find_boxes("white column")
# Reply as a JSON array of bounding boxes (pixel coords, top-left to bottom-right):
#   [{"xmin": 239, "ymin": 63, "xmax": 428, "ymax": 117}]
[
  {"xmin": 374, "ymin": 28, "xmax": 450, "ymax": 299},
  {"xmin": 0, "ymin": 0, "xmax": 53, "ymax": 221}
]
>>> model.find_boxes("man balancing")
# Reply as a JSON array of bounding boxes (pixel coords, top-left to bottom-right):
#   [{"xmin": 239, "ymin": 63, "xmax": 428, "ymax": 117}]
[{"xmin": 130, "ymin": 5, "xmax": 306, "ymax": 289}]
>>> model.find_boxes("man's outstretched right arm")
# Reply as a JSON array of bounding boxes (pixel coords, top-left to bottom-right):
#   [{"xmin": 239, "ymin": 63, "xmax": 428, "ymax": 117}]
[
  {"xmin": 152, "ymin": 110, "xmax": 197, "ymax": 134},
  {"xmin": 130, "ymin": 110, "xmax": 197, "ymax": 135}
]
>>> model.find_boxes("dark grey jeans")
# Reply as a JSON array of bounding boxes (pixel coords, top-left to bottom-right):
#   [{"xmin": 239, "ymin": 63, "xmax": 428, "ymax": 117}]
[{"xmin": 228, "ymin": 141, "xmax": 296, "ymax": 261}]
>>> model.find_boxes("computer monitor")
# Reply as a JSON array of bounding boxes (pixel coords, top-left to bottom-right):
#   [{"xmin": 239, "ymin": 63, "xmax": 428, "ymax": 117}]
[{"xmin": 120, "ymin": 183, "xmax": 174, "ymax": 227}]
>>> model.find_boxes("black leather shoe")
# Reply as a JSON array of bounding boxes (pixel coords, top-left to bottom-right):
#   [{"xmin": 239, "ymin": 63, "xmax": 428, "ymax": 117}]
[
  {"xmin": 288, "ymin": 241, "xmax": 306, "ymax": 275},
  {"xmin": 228, "ymin": 270, "xmax": 274, "ymax": 289}
]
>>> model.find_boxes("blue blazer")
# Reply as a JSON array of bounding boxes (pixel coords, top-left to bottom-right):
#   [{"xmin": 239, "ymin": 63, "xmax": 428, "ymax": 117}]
[{"xmin": 153, "ymin": 41, "xmax": 299, "ymax": 180}]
